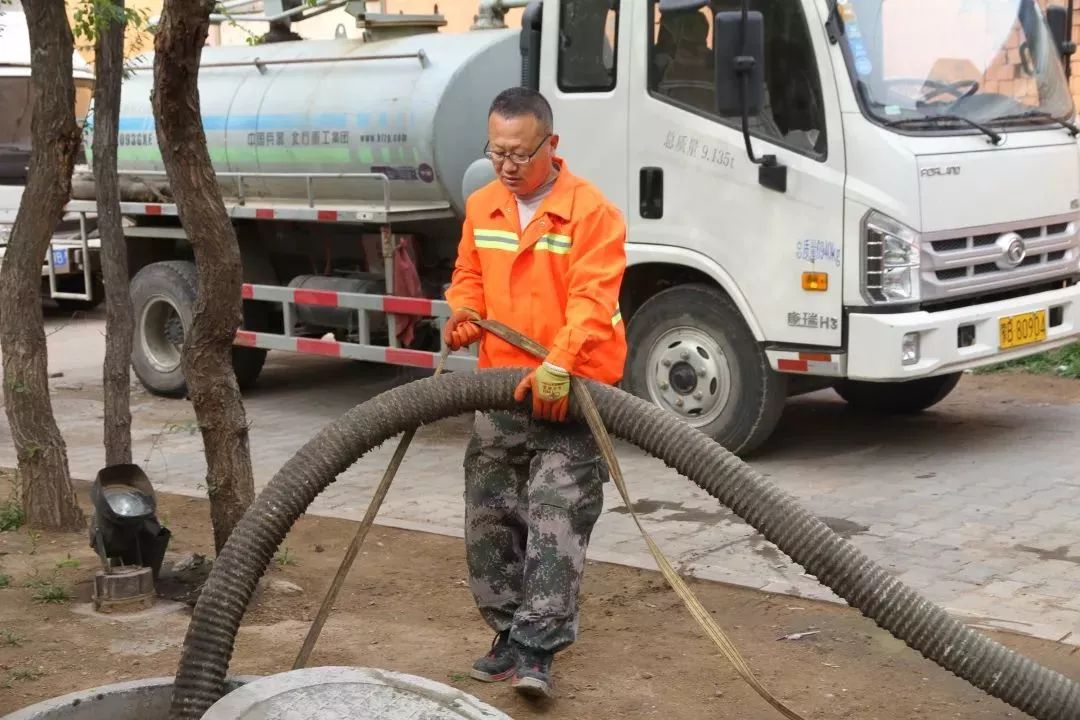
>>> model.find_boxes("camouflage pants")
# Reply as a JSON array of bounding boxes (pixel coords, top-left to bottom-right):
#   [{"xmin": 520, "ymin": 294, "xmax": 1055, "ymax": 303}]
[{"xmin": 463, "ymin": 410, "xmax": 606, "ymax": 654}]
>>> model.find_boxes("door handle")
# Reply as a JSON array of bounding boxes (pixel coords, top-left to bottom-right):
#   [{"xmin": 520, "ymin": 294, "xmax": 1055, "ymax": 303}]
[{"xmin": 639, "ymin": 167, "xmax": 663, "ymax": 219}]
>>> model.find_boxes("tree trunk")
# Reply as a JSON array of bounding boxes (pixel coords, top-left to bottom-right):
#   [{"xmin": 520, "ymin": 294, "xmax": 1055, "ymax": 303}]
[
  {"xmin": 0, "ymin": 0, "xmax": 86, "ymax": 531},
  {"xmin": 94, "ymin": 0, "xmax": 133, "ymax": 467},
  {"xmin": 151, "ymin": 0, "xmax": 254, "ymax": 553}
]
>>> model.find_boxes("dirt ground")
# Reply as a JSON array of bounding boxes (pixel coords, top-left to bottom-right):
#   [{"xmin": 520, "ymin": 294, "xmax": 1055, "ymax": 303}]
[
  {"xmin": 959, "ymin": 370, "xmax": 1080, "ymax": 405},
  {"xmin": 2, "ymin": 482, "xmax": 1079, "ymax": 720}
]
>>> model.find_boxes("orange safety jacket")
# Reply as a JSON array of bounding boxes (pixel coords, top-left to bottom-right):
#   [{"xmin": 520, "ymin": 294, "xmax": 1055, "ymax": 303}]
[{"xmin": 445, "ymin": 157, "xmax": 628, "ymax": 385}]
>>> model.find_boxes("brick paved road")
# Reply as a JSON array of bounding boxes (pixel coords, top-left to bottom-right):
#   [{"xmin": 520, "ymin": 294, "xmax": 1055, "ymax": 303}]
[{"xmin": 8, "ymin": 308, "xmax": 1080, "ymax": 646}]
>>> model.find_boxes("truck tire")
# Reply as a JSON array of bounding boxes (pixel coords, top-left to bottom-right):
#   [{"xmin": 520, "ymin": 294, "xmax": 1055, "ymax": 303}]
[
  {"xmin": 131, "ymin": 260, "xmax": 267, "ymax": 398},
  {"xmin": 834, "ymin": 373, "xmax": 962, "ymax": 414},
  {"xmin": 623, "ymin": 284, "xmax": 787, "ymax": 456}
]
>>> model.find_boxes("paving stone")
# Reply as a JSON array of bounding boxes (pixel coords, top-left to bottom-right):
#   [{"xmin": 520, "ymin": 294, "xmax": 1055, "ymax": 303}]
[{"xmin": 948, "ymin": 563, "xmax": 1002, "ymax": 586}]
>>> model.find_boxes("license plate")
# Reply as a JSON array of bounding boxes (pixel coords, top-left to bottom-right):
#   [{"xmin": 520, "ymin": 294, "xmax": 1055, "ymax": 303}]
[
  {"xmin": 998, "ymin": 309, "xmax": 1047, "ymax": 350},
  {"xmin": 51, "ymin": 248, "xmax": 67, "ymax": 267}
]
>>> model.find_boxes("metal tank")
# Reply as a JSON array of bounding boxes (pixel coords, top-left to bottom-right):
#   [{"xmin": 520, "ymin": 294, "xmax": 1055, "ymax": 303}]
[{"xmin": 101, "ymin": 27, "xmax": 520, "ymax": 217}]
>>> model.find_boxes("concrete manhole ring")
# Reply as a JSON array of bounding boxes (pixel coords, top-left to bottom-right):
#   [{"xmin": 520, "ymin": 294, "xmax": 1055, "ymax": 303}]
[{"xmin": 203, "ymin": 666, "xmax": 514, "ymax": 719}]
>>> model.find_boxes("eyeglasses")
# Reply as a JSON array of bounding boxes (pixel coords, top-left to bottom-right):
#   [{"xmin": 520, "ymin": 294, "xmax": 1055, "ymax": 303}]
[{"xmin": 484, "ymin": 134, "xmax": 551, "ymax": 166}]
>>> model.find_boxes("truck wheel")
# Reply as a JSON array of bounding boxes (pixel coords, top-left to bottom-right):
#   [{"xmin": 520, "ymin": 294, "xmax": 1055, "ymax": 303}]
[
  {"xmin": 131, "ymin": 261, "xmax": 195, "ymax": 397},
  {"xmin": 131, "ymin": 260, "xmax": 267, "ymax": 397},
  {"xmin": 623, "ymin": 284, "xmax": 787, "ymax": 456},
  {"xmin": 833, "ymin": 373, "xmax": 962, "ymax": 414}
]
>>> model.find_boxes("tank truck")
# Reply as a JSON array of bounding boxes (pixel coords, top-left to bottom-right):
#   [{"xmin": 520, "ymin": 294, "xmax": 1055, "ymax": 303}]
[
  {"xmin": 61, "ymin": 0, "xmax": 1080, "ymax": 453},
  {"xmin": 0, "ymin": 3, "xmax": 100, "ymax": 311}
]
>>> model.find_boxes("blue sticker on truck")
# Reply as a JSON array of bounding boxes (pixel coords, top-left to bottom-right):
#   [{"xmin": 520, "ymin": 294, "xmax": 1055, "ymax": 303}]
[{"xmin": 51, "ymin": 248, "xmax": 67, "ymax": 267}]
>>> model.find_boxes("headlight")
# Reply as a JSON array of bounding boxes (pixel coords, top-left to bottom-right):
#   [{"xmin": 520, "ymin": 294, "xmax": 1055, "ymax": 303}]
[{"xmin": 862, "ymin": 211, "xmax": 920, "ymax": 304}]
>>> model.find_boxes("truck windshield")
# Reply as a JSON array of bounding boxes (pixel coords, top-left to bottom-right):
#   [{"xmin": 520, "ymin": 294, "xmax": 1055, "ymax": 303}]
[{"xmin": 838, "ymin": 0, "xmax": 1075, "ymax": 132}]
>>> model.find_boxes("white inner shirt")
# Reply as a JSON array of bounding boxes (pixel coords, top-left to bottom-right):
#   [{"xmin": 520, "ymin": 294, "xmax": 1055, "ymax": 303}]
[{"xmin": 515, "ymin": 171, "xmax": 559, "ymax": 232}]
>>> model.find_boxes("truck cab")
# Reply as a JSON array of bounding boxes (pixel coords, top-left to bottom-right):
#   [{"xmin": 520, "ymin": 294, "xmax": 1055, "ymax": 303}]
[{"xmin": 520, "ymin": 0, "xmax": 1080, "ymax": 452}]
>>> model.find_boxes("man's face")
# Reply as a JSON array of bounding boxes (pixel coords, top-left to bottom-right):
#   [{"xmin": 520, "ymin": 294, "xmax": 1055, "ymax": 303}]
[{"xmin": 487, "ymin": 112, "xmax": 559, "ymax": 196}]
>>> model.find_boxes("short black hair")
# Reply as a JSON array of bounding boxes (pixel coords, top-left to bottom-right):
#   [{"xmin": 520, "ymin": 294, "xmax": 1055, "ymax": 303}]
[{"xmin": 488, "ymin": 87, "xmax": 554, "ymax": 134}]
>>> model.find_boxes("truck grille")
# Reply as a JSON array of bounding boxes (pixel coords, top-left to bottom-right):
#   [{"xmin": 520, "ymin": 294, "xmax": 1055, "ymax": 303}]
[{"xmin": 921, "ymin": 215, "xmax": 1079, "ymax": 301}]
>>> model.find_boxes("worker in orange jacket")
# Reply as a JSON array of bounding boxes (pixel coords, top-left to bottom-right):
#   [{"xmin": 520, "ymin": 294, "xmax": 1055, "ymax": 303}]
[{"xmin": 443, "ymin": 87, "xmax": 627, "ymax": 700}]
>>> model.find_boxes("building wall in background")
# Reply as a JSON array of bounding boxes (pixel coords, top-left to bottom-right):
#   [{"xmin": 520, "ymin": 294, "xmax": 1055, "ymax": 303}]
[{"xmin": 66, "ymin": 0, "xmax": 163, "ymax": 62}]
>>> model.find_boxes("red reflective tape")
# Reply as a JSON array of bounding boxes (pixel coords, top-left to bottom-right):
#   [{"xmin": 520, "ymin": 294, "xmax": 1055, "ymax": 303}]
[
  {"xmin": 145, "ymin": 204, "xmax": 162, "ymax": 215},
  {"xmin": 386, "ymin": 347, "xmax": 435, "ymax": 369},
  {"xmin": 383, "ymin": 296, "xmax": 433, "ymax": 315},
  {"xmin": 317, "ymin": 210, "xmax": 339, "ymax": 221},
  {"xmin": 255, "ymin": 208, "xmax": 275, "ymax": 220},
  {"xmin": 293, "ymin": 289, "xmax": 339, "ymax": 307},
  {"xmin": 234, "ymin": 330, "xmax": 257, "ymax": 347},
  {"xmin": 778, "ymin": 359, "xmax": 809, "ymax": 373},
  {"xmin": 799, "ymin": 352, "xmax": 832, "ymax": 362},
  {"xmin": 241, "ymin": 284, "xmax": 254, "ymax": 299},
  {"xmin": 297, "ymin": 338, "xmax": 342, "ymax": 357}
]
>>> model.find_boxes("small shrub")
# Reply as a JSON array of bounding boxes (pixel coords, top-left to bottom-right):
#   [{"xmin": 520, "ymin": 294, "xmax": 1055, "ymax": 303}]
[
  {"xmin": 31, "ymin": 582, "xmax": 71, "ymax": 604},
  {"xmin": 976, "ymin": 343, "xmax": 1080, "ymax": 379},
  {"xmin": 8, "ymin": 666, "xmax": 44, "ymax": 682},
  {"xmin": 0, "ymin": 498, "xmax": 23, "ymax": 532}
]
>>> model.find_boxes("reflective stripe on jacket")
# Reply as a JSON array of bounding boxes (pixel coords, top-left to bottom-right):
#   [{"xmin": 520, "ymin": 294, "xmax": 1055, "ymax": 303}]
[{"xmin": 445, "ymin": 157, "xmax": 628, "ymax": 385}]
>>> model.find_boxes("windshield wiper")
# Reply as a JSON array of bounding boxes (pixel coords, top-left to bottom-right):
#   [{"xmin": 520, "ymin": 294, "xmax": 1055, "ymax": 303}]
[
  {"xmin": 988, "ymin": 110, "xmax": 1080, "ymax": 137},
  {"xmin": 884, "ymin": 114, "xmax": 1002, "ymax": 145}
]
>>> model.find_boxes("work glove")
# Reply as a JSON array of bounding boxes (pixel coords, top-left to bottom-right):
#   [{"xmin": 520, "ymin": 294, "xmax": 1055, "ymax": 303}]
[
  {"xmin": 444, "ymin": 307, "xmax": 482, "ymax": 351},
  {"xmin": 513, "ymin": 361, "xmax": 571, "ymax": 423}
]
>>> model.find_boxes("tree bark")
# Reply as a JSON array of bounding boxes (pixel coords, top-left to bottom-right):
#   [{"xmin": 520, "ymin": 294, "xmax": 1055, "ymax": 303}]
[
  {"xmin": 151, "ymin": 0, "xmax": 254, "ymax": 552},
  {"xmin": 94, "ymin": 0, "xmax": 134, "ymax": 467},
  {"xmin": 0, "ymin": 0, "xmax": 86, "ymax": 531}
]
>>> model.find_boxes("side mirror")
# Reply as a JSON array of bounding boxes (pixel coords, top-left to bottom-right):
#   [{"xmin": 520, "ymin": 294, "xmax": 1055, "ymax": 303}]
[
  {"xmin": 714, "ymin": 10, "xmax": 765, "ymax": 118},
  {"xmin": 1046, "ymin": 6, "xmax": 1068, "ymax": 53},
  {"xmin": 1045, "ymin": 6, "xmax": 1077, "ymax": 61}
]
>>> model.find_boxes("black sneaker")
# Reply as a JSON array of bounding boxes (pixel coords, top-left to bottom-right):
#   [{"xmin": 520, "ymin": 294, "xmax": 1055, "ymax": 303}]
[
  {"xmin": 511, "ymin": 644, "xmax": 554, "ymax": 698},
  {"xmin": 470, "ymin": 630, "xmax": 517, "ymax": 682}
]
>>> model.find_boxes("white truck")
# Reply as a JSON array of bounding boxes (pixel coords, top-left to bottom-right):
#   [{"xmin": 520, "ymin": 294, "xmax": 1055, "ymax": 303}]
[
  {"xmin": 48, "ymin": 0, "xmax": 1080, "ymax": 453},
  {"xmin": 0, "ymin": 3, "xmax": 102, "ymax": 311}
]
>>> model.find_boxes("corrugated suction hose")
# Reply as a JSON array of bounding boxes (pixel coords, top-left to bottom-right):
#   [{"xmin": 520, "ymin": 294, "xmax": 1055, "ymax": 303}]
[{"xmin": 169, "ymin": 369, "xmax": 1079, "ymax": 720}]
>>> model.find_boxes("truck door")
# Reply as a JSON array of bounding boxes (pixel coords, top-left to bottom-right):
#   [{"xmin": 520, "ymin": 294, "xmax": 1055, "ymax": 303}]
[
  {"xmin": 626, "ymin": 0, "xmax": 846, "ymax": 347},
  {"xmin": 539, "ymin": 0, "xmax": 629, "ymax": 209},
  {"xmin": 621, "ymin": 0, "xmax": 847, "ymax": 453}
]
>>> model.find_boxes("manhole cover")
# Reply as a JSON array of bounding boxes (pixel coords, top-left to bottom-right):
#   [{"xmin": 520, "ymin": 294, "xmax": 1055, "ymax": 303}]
[{"xmin": 202, "ymin": 666, "xmax": 513, "ymax": 719}]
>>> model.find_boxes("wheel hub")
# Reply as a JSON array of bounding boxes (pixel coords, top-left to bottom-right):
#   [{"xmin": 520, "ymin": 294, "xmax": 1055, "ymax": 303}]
[
  {"xmin": 668, "ymin": 362, "xmax": 698, "ymax": 395},
  {"xmin": 646, "ymin": 327, "xmax": 732, "ymax": 426},
  {"xmin": 164, "ymin": 315, "xmax": 184, "ymax": 347},
  {"xmin": 141, "ymin": 296, "xmax": 185, "ymax": 374}
]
